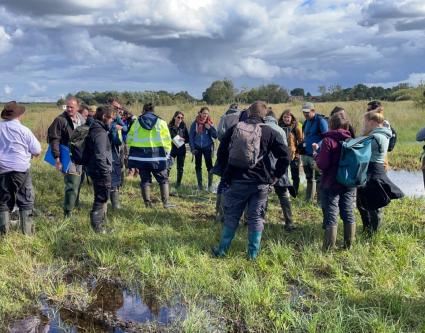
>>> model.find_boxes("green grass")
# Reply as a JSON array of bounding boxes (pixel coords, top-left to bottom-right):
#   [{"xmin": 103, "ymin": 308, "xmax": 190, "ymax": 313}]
[{"xmin": 0, "ymin": 101, "xmax": 424, "ymax": 332}]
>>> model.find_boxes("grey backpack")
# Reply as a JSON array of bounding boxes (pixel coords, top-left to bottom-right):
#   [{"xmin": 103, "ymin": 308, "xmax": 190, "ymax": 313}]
[{"xmin": 228, "ymin": 122, "xmax": 264, "ymax": 169}]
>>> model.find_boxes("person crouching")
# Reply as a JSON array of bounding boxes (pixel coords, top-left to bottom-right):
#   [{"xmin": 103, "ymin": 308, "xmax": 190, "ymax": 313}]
[{"xmin": 85, "ymin": 106, "xmax": 113, "ymax": 233}]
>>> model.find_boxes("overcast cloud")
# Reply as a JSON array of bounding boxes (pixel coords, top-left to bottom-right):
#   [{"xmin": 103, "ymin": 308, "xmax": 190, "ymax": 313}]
[{"xmin": 0, "ymin": 0, "xmax": 424, "ymax": 101}]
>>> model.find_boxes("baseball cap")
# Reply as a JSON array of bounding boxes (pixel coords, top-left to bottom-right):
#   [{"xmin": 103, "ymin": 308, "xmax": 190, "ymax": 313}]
[{"xmin": 301, "ymin": 102, "xmax": 314, "ymax": 113}]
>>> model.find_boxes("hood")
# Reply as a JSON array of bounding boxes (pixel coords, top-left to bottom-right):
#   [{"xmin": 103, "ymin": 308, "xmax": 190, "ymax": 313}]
[
  {"xmin": 138, "ymin": 112, "xmax": 158, "ymax": 130},
  {"xmin": 225, "ymin": 108, "xmax": 239, "ymax": 115},
  {"xmin": 323, "ymin": 129, "xmax": 352, "ymax": 141},
  {"xmin": 264, "ymin": 116, "xmax": 278, "ymax": 125},
  {"xmin": 371, "ymin": 126, "xmax": 392, "ymax": 139},
  {"xmin": 91, "ymin": 119, "xmax": 110, "ymax": 131}
]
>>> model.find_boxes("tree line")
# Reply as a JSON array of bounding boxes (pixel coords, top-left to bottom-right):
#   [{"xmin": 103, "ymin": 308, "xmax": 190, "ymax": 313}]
[{"xmin": 58, "ymin": 80, "xmax": 425, "ymax": 106}]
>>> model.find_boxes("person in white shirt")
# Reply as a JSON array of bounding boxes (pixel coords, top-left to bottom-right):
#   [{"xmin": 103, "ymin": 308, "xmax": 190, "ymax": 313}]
[{"xmin": 0, "ymin": 101, "xmax": 41, "ymax": 236}]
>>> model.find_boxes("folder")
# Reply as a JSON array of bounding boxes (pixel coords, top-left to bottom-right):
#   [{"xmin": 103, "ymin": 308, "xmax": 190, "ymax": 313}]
[{"xmin": 44, "ymin": 144, "xmax": 71, "ymax": 173}]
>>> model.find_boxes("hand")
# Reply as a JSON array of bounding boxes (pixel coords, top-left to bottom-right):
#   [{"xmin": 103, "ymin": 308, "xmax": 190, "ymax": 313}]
[
  {"xmin": 116, "ymin": 125, "xmax": 123, "ymax": 131},
  {"xmin": 312, "ymin": 143, "xmax": 319, "ymax": 152},
  {"xmin": 55, "ymin": 158, "xmax": 62, "ymax": 171},
  {"xmin": 205, "ymin": 124, "xmax": 211, "ymax": 129}
]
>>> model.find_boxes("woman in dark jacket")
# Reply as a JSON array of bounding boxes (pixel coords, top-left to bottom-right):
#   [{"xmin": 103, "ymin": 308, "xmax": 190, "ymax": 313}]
[
  {"xmin": 313, "ymin": 113, "xmax": 355, "ymax": 250},
  {"xmin": 85, "ymin": 106, "xmax": 113, "ymax": 233},
  {"xmin": 189, "ymin": 107, "xmax": 218, "ymax": 191},
  {"xmin": 168, "ymin": 111, "xmax": 189, "ymax": 189}
]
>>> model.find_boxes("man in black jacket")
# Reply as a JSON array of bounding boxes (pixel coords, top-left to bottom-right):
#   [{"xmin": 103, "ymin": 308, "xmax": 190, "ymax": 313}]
[
  {"xmin": 85, "ymin": 106, "xmax": 113, "ymax": 232},
  {"xmin": 47, "ymin": 97, "xmax": 85, "ymax": 217},
  {"xmin": 212, "ymin": 101, "xmax": 290, "ymax": 260}
]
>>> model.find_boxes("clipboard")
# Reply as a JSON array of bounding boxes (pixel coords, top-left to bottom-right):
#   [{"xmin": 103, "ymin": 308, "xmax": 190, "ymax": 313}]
[{"xmin": 44, "ymin": 144, "xmax": 71, "ymax": 173}]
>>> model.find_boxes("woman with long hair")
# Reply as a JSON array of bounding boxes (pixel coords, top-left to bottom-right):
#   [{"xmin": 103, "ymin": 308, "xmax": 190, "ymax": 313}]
[{"xmin": 168, "ymin": 111, "xmax": 189, "ymax": 189}]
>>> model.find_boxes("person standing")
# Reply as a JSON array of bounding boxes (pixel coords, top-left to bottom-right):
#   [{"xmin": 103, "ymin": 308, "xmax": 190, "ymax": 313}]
[
  {"xmin": 168, "ymin": 111, "xmax": 189, "ymax": 189},
  {"xmin": 47, "ymin": 97, "xmax": 85, "ymax": 217},
  {"xmin": 264, "ymin": 110, "xmax": 296, "ymax": 232},
  {"xmin": 189, "ymin": 107, "xmax": 217, "ymax": 191},
  {"xmin": 278, "ymin": 109, "xmax": 303, "ymax": 196},
  {"xmin": 212, "ymin": 101, "xmax": 290, "ymax": 260},
  {"xmin": 85, "ymin": 106, "xmax": 113, "ymax": 233},
  {"xmin": 313, "ymin": 113, "xmax": 355, "ymax": 250},
  {"xmin": 300, "ymin": 102, "xmax": 328, "ymax": 204},
  {"xmin": 0, "ymin": 101, "xmax": 41, "ymax": 235},
  {"xmin": 127, "ymin": 103, "xmax": 174, "ymax": 208}
]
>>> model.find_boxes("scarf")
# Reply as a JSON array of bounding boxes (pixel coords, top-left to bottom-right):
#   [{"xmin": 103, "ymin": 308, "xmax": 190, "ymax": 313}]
[{"xmin": 196, "ymin": 114, "xmax": 213, "ymax": 134}]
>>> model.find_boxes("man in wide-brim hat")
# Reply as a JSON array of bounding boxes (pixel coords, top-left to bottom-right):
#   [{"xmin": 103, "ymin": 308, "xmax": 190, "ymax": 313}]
[{"xmin": 0, "ymin": 101, "xmax": 41, "ymax": 236}]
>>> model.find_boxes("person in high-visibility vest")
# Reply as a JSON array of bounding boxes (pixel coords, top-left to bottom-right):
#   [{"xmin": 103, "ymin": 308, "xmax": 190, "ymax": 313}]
[{"xmin": 127, "ymin": 103, "xmax": 174, "ymax": 208}]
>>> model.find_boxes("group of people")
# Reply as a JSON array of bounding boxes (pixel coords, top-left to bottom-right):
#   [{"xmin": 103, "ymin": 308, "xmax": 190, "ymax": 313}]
[{"xmin": 0, "ymin": 97, "xmax": 422, "ymax": 260}]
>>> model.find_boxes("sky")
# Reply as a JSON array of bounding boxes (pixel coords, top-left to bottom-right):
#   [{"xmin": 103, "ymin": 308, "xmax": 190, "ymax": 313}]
[{"xmin": 0, "ymin": 0, "xmax": 424, "ymax": 102}]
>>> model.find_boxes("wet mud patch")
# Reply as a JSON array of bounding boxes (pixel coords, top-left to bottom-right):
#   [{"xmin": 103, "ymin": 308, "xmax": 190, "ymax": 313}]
[{"xmin": 8, "ymin": 280, "xmax": 187, "ymax": 332}]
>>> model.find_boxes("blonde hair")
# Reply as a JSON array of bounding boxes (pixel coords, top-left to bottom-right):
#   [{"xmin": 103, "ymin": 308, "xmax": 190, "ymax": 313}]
[{"xmin": 364, "ymin": 111, "xmax": 384, "ymax": 124}]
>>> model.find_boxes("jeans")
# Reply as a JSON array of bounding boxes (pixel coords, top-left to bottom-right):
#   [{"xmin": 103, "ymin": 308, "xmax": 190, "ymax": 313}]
[
  {"xmin": 223, "ymin": 181, "xmax": 269, "ymax": 232},
  {"xmin": 194, "ymin": 146, "xmax": 213, "ymax": 173},
  {"xmin": 0, "ymin": 171, "xmax": 34, "ymax": 212},
  {"xmin": 91, "ymin": 175, "xmax": 111, "ymax": 211},
  {"xmin": 321, "ymin": 187, "xmax": 355, "ymax": 229}
]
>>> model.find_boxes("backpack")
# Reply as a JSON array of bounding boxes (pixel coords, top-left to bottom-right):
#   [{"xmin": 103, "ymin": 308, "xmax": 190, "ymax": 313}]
[
  {"xmin": 228, "ymin": 122, "xmax": 263, "ymax": 169},
  {"xmin": 336, "ymin": 135, "xmax": 373, "ymax": 187},
  {"xmin": 69, "ymin": 124, "xmax": 90, "ymax": 165},
  {"xmin": 387, "ymin": 125, "xmax": 397, "ymax": 152}
]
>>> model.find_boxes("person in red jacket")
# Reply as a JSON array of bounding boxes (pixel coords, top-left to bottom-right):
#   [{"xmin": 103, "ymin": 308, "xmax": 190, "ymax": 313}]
[{"xmin": 313, "ymin": 113, "xmax": 355, "ymax": 251}]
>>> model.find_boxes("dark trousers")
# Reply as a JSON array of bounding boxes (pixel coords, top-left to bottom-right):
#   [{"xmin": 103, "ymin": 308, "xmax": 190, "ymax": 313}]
[
  {"xmin": 91, "ymin": 176, "xmax": 111, "ymax": 211},
  {"xmin": 139, "ymin": 167, "xmax": 169, "ymax": 188},
  {"xmin": 357, "ymin": 194, "xmax": 382, "ymax": 232},
  {"xmin": 0, "ymin": 171, "xmax": 34, "ymax": 212},
  {"xmin": 223, "ymin": 181, "xmax": 269, "ymax": 232},
  {"xmin": 321, "ymin": 187, "xmax": 355, "ymax": 229},
  {"xmin": 194, "ymin": 146, "xmax": 213, "ymax": 172},
  {"xmin": 290, "ymin": 158, "xmax": 300, "ymax": 194},
  {"xmin": 170, "ymin": 152, "xmax": 185, "ymax": 175}
]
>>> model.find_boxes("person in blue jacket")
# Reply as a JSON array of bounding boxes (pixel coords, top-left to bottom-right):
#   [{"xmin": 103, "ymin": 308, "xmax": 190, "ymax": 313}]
[{"xmin": 189, "ymin": 107, "xmax": 217, "ymax": 191}]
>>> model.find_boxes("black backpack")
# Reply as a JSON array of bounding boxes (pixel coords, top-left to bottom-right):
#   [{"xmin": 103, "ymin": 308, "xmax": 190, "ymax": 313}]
[
  {"xmin": 69, "ymin": 124, "xmax": 90, "ymax": 165},
  {"xmin": 387, "ymin": 125, "xmax": 397, "ymax": 152}
]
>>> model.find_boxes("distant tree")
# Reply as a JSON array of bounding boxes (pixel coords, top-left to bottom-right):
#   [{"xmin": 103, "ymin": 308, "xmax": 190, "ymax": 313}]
[
  {"xmin": 202, "ymin": 79, "xmax": 235, "ymax": 104},
  {"xmin": 290, "ymin": 88, "xmax": 305, "ymax": 97},
  {"xmin": 56, "ymin": 98, "xmax": 65, "ymax": 107}
]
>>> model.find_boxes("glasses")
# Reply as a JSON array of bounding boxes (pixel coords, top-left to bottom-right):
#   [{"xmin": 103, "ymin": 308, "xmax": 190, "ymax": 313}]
[{"xmin": 176, "ymin": 116, "xmax": 184, "ymax": 119}]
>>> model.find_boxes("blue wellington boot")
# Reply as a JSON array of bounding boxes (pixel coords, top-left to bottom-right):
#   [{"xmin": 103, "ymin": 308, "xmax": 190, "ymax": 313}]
[
  {"xmin": 212, "ymin": 225, "xmax": 236, "ymax": 257},
  {"xmin": 247, "ymin": 231, "xmax": 262, "ymax": 260}
]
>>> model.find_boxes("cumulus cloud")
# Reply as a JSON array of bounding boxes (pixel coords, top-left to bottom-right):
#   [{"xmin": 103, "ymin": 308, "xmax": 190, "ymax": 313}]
[
  {"xmin": 0, "ymin": 0, "xmax": 423, "ymax": 99},
  {"xmin": 3, "ymin": 85, "xmax": 12, "ymax": 95}
]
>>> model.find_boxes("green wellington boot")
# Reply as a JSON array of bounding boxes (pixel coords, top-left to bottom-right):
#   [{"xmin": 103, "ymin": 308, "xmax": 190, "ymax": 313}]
[
  {"xmin": 212, "ymin": 225, "xmax": 236, "ymax": 257},
  {"xmin": 247, "ymin": 230, "xmax": 262, "ymax": 260},
  {"xmin": 343, "ymin": 223, "xmax": 356, "ymax": 249},
  {"xmin": 323, "ymin": 226, "xmax": 337, "ymax": 252}
]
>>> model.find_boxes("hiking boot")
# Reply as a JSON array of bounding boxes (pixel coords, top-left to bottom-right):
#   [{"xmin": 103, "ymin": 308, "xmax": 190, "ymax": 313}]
[
  {"xmin": 19, "ymin": 210, "xmax": 35, "ymax": 236},
  {"xmin": 323, "ymin": 226, "xmax": 337, "ymax": 252},
  {"xmin": 196, "ymin": 170, "xmax": 203, "ymax": 191},
  {"xmin": 343, "ymin": 223, "xmax": 356, "ymax": 249},
  {"xmin": 141, "ymin": 186, "xmax": 153, "ymax": 208},
  {"xmin": 247, "ymin": 230, "xmax": 262, "ymax": 260},
  {"xmin": 160, "ymin": 183, "xmax": 175, "ymax": 208},
  {"xmin": 212, "ymin": 225, "xmax": 236, "ymax": 257},
  {"xmin": 0, "ymin": 211, "xmax": 10, "ymax": 236},
  {"xmin": 110, "ymin": 189, "xmax": 121, "ymax": 210},
  {"xmin": 90, "ymin": 209, "xmax": 104, "ymax": 233}
]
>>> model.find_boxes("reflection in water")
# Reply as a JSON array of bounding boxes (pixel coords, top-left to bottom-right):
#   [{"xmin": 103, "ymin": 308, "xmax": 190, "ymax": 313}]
[
  {"xmin": 8, "ymin": 282, "xmax": 186, "ymax": 332},
  {"xmin": 387, "ymin": 170, "xmax": 424, "ymax": 198}
]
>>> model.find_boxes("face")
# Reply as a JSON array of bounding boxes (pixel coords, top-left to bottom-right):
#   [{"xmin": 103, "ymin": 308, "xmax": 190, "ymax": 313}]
[
  {"xmin": 66, "ymin": 99, "xmax": 78, "ymax": 117},
  {"xmin": 303, "ymin": 110, "xmax": 315, "ymax": 120},
  {"xmin": 80, "ymin": 109, "xmax": 89, "ymax": 120},
  {"xmin": 111, "ymin": 101, "xmax": 124, "ymax": 116},
  {"xmin": 282, "ymin": 114, "xmax": 291, "ymax": 125},
  {"xmin": 104, "ymin": 115, "xmax": 113, "ymax": 126},
  {"xmin": 200, "ymin": 109, "xmax": 209, "ymax": 120},
  {"xmin": 175, "ymin": 113, "xmax": 184, "ymax": 124}
]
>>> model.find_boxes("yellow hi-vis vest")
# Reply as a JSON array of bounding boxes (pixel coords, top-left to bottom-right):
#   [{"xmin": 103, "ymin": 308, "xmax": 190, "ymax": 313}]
[{"xmin": 126, "ymin": 115, "xmax": 172, "ymax": 168}]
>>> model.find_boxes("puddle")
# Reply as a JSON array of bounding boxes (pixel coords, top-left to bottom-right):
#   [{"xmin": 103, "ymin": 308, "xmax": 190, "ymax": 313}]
[
  {"xmin": 8, "ymin": 281, "xmax": 187, "ymax": 332},
  {"xmin": 387, "ymin": 170, "xmax": 424, "ymax": 198}
]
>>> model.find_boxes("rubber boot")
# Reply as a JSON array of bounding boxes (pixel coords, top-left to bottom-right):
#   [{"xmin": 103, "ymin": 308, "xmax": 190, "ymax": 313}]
[
  {"xmin": 323, "ymin": 226, "xmax": 337, "ymax": 252},
  {"xmin": 196, "ymin": 170, "xmax": 203, "ymax": 191},
  {"xmin": 176, "ymin": 170, "xmax": 183, "ymax": 189},
  {"xmin": 215, "ymin": 193, "xmax": 224, "ymax": 223},
  {"xmin": 19, "ymin": 210, "xmax": 34, "ymax": 236},
  {"xmin": 0, "ymin": 211, "xmax": 10, "ymax": 236},
  {"xmin": 64, "ymin": 210, "xmax": 72, "ymax": 218},
  {"xmin": 343, "ymin": 223, "xmax": 356, "ymax": 249},
  {"xmin": 293, "ymin": 178, "xmax": 300, "ymax": 197},
  {"xmin": 212, "ymin": 225, "xmax": 236, "ymax": 257},
  {"xmin": 160, "ymin": 183, "xmax": 175, "ymax": 208},
  {"xmin": 141, "ymin": 186, "xmax": 153, "ymax": 208},
  {"xmin": 305, "ymin": 180, "xmax": 314, "ymax": 203},
  {"xmin": 247, "ymin": 230, "xmax": 262, "ymax": 260},
  {"xmin": 207, "ymin": 172, "xmax": 214, "ymax": 192},
  {"xmin": 90, "ymin": 209, "xmax": 104, "ymax": 233},
  {"xmin": 280, "ymin": 196, "xmax": 295, "ymax": 232},
  {"xmin": 110, "ymin": 188, "xmax": 121, "ymax": 210}
]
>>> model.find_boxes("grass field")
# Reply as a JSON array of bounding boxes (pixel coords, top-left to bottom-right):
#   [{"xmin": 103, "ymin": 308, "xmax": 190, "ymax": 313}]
[{"xmin": 0, "ymin": 101, "xmax": 424, "ymax": 332}]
